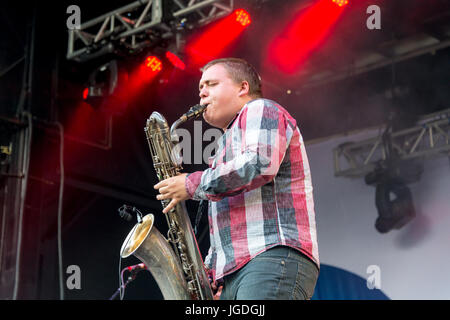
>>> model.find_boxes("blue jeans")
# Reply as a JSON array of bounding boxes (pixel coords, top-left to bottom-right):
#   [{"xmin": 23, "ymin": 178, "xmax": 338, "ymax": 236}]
[{"xmin": 219, "ymin": 246, "xmax": 319, "ymax": 300}]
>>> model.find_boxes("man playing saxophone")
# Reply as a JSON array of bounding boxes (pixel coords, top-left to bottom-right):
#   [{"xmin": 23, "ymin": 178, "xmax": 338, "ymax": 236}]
[{"xmin": 154, "ymin": 58, "xmax": 319, "ymax": 300}]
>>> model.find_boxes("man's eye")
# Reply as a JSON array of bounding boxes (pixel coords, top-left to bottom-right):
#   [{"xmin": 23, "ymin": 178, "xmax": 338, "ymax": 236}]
[{"xmin": 200, "ymin": 82, "xmax": 217, "ymax": 90}]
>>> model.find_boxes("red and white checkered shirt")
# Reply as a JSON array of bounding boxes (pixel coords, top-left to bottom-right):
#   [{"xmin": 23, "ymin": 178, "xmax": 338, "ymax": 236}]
[{"xmin": 185, "ymin": 98, "xmax": 319, "ymax": 281}]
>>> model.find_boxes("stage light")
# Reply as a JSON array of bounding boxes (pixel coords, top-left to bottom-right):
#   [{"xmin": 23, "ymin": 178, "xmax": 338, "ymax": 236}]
[
  {"xmin": 145, "ymin": 56, "xmax": 162, "ymax": 73},
  {"xmin": 374, "ymin": 180, "xmax": 416, "ymax": 233},
  {"xmin": 332, "ymin": 0, "xmax": 348, "ymax": 7},
  {"xmin": 365, "ymin": 159, "xmax": 423, "ymax": 233},
  {"xmin": 83, "ymin": 60, "xmax": 118, "ymax": 109},
  {"xmin": 82, "ymin": 86, "xmax": 103, "ymax": 102},
  {"xmin": 235, "ymin": 9, "xmax": 251, "ymax": 27},
  {"xmin": 165, "ymin": 51, "xmax": 186, "ymax": 70}
]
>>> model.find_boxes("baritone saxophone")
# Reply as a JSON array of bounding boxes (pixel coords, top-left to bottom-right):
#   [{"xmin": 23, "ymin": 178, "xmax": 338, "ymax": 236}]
[{"xmin": 120, "ymin": 104, "xmax": 213, "ymax": 300}]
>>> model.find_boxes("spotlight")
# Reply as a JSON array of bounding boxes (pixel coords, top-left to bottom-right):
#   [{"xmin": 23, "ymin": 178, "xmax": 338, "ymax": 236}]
[
  {"xmin": 82, "ymin": 86, "xmax": 103, "ymax": 102},
  {"xmin": 83, "ymin": 60, "xmax": 118, "ymax": 108},
  {"xmin": 332, "ymin": 0, "xmax": 348, "ymax": 7},
  {"xmin": 374, "ymin": 180, "xmax": 416, "ymax": 233},
  {"xmin": 365, "ymin": 159, "xmax": 423, "ymax": 233},
  {"xmin": 145, "ymin": 56, "xmax": 163, "ymax": 73},
  {"xmin": 234, "ymin": 9, "xmax": 251, "ymax": 27}
]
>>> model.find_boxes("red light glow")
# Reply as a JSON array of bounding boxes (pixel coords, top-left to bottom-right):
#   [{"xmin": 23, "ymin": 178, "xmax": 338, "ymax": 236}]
[
  {"xmin": 267, "ymin": 0, "xmax": 346, "ymax": 74},
  {"xmin": 186, "ymin": 9, "xmax": 251, "ymax": 68},
  {"xmin": 165, "ymin": 51, "xmax": 186, "ymax": 70},
  {"xmin": 82, "ymin": 87, "xmax": 89, "ymax": 100}
]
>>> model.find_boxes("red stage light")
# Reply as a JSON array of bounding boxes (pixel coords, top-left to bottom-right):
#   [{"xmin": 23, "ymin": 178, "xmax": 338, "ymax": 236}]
[
  {"xmin": 165, "ymin": 51, "xmax": 186, "ymax": 70},
  {"xmin": 145, "ymin": 56, "xmax": 162, "ymax": 72},
  {"xmin": 332, "ymin": 0, "xmax": 348, "ymax": 7},
  {"xmin": 82, "ymin": 87, "xmax": 89, "ymax": 100},
  {"xmin": 235, "ymin": 9, "xmax": 251, "ymax": 27}
]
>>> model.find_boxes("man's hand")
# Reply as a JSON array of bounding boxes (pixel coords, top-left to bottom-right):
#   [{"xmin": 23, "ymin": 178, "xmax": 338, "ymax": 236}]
[
  {"xmin": 206, "ymin": 267, "xmax": 223, "ymax": 300},
  {"xmin": 211, "ymin": 281, "xmax": 223, "ymax": 300},
  {"xmin": 154, "ymin": 173, "xmax": 189, "ymax": 214}
]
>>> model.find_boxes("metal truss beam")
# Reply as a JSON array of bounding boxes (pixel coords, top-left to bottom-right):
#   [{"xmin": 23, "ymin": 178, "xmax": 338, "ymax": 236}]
[
  {"xmin": 333, "ymin": 108, "xmax": 450, "ymax": 177},
  {"xmin": 67, "ymin": 0, "xmax": 233, "ymax": 62}
]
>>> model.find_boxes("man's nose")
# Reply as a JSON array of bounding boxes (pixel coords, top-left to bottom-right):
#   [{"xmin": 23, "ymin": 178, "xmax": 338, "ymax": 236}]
[{"xmin": 199, "ymin": 87, "xmax": 208, "ymax": 99}]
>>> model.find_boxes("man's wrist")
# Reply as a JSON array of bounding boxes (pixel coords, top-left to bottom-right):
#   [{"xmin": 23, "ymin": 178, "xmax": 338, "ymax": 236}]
[{"xmin": 185, "ymin": 171, "xmax": 203, "ymax": 199}]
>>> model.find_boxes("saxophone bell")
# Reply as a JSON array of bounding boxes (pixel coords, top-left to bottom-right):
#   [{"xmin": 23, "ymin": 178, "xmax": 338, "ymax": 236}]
[{"xmin": 120, "ymin": 214, "xmax": 191, "ymax": 300}]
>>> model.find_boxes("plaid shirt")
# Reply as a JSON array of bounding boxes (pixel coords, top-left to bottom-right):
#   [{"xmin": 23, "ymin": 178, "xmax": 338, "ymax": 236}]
[{"xmin": 185, "ymin": 98, "xmax": 319, "ymax": 281}]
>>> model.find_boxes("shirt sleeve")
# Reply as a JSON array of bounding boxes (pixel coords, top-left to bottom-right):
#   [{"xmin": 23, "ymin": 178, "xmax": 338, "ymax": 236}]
[{"xmin": 185, "ymin": 100, "xmax": 295, "ymax": 202}]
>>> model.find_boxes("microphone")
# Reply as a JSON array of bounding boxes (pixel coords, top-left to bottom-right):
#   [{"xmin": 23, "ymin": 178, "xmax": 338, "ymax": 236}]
[
  {"xmin": 127, "ymin": 263, "xmax": 147, "ymax": 273},
  {"xmin": 118, "ymin": 205, "xmax": 132, "ymax": 221},
  {"xmin": 126, "ymin": 263, "xmax": 147, "ymax": 280},
  {"xmin": 110, "ymin": 263, "xmax": 148, "ymax": 300},
  {"xmin": 118, "ymin": 205, "xmax": 143, "ymax": 223}
]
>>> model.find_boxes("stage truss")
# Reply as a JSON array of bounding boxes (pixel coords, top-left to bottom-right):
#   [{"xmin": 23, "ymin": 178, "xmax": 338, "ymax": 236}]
[
  {"xmin": 333, "ymin": 108, "xmax": 450, "ymax": 177},
  {"xmin": 67, "ymin": 0, "xmax": 234, "ymax": 62}
]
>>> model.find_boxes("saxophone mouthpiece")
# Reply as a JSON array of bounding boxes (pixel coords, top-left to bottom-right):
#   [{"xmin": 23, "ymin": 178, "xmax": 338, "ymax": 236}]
[
  {"xmin": 182, "ymin": 104, "xmax": 207, "ymax": 121},
  {"xmin": 171, "ymin": 104, "xmax": 208, "ymax": 140}
]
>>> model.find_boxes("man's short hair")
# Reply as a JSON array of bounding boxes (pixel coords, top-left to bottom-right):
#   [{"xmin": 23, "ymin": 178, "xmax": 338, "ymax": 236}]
[{"xmin": 201, "ymin": 58, "xmax": 263, "ymax": 98}]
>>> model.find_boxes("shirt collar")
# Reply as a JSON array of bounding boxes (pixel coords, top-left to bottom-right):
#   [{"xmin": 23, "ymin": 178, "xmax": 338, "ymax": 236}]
[
  {"xmin": 225, "ymin": 112, "xmax": 239, "ymax": 131},
  {"xmin": 223, "ymin": 99, "xmax": 260, "ymax": 131}
]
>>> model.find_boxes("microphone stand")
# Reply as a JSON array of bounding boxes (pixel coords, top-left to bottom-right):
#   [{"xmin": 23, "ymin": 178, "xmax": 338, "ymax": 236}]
[
  {"xmin": 109, "ymin": 267, "xmax": 142, "ymax": 300},
  {"xmin": 109, "ymin": 280, "xmax": 131, "ymax": 300}
]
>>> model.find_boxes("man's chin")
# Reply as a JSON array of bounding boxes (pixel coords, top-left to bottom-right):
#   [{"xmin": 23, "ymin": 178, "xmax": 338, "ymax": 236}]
[
  {"xmin": 202, "ymin": 113, "xmax": 210, "ymax": 124},
  {"xmin": 203, "ymin": 116, "xmax": 223, "ymax": 129}
]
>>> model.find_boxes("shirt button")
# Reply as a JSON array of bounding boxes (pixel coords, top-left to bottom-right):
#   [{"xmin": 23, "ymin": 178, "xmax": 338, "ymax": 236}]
[{"xmin": 281, "ymin": 260, "xmax": 285, "ymax": 266}]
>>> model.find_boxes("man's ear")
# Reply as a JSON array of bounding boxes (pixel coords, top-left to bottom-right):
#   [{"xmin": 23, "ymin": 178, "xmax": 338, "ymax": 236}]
[{"xmin": 238, "ymin": 81, "xmax": 250, "ymax": 97}]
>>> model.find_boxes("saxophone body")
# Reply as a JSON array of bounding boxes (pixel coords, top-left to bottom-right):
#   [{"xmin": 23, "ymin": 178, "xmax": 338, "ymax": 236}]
[{"xmin": 120, "ymin": 105, "xmax": 213, "ymax": 300}]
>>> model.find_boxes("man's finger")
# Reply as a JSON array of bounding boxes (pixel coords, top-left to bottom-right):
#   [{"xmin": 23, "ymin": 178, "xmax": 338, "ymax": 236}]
[
  {"xmin": 213, "ymin": 286, "xmax": 223, "ymax": 300},
  {"xmin": 156, "ymin": 194, "xmax": 165, "ymax": 200},
  {"xmin": 158, "ymin": 186, "xmax": 169, "ymax": 194},
  {"xmin": 163, "ymin": 199, "xmax": 178, "ymax": 214},
  {"xmin": 154, "ymin": 180, "xmax": 167, "ymax": 189}
]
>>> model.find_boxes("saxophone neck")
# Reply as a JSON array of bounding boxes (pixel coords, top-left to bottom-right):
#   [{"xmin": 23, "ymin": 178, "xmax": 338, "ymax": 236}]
[
  {"xmin": 170, "ymin": 118, "xmax": 185, "ymax": 136},
  {"xmin": 170, "ymin": 104, "xmax": 207, "ymax": 142},
  {"xmin": 170, "ymin": 118, "xmax": 184, "ymax": 144}
]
